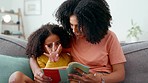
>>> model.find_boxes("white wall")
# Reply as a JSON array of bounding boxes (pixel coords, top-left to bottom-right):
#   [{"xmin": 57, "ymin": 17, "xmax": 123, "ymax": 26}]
[
  {"xmin": 0, "ymin": 0, "xmax": 65, "ymax": 39},
  {"xmin": 0, "ymin": 0, "xmax": 148, "ymax": 41},
  {"xmin": 107, "ymin": 0, "xmax": 148, "ymax": 42},
  {"xmin": 23, "ymin": 0, "xmax": 65, "ymax": 38}
]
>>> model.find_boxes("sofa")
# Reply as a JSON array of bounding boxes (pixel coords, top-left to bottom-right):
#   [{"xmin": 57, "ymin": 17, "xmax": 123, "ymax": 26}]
[
  {"xmin": 0, "ymin": 34, "xmax": 148, "ymax": 83},
  {"xmin": 0, "ymin": 34, "xmax": 33, "ymax": 83}
]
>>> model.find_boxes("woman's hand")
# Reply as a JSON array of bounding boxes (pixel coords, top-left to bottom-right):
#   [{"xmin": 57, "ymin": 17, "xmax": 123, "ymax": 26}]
[
  {"xmin": 44, "ymin": 43, "xmax": 62, "ymax": 62},
  {"xmin": 69, "ymin": 63, "xmax": 125, "ymax": 83},
  {"xmin": 69, "ymin": 69, "xmax": 103, "ymax": 83},
  {"xmin": 34, "ymin": 68, "xmax": 52, "ymax": 83}
]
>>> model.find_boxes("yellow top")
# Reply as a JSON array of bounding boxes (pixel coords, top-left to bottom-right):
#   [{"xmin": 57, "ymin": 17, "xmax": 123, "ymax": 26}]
[{"xmin": 37, "ymin": 53, "xmax": 71, "ymax": 68}]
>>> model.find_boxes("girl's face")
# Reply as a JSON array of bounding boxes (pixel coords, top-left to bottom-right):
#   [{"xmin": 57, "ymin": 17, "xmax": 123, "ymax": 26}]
[
  {"xmin": 70, "ymin": 15, "xmax": 84, "ymax": 38},
  {"xmin": 44, "ymin": 34, "xmax": 61, "ymax": 53}
]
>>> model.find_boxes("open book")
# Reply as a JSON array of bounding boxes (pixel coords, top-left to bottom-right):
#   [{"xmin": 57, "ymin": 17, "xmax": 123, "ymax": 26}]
[{"xmin": 41, "ymin": 62, "xmax": 89, "ymax": 83}]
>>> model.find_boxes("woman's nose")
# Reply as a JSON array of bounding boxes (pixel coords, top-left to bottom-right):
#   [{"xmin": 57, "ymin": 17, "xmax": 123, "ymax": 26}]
[{"xmin": 72, "ymin": 26, "xmax": 78, "ymax": 33}]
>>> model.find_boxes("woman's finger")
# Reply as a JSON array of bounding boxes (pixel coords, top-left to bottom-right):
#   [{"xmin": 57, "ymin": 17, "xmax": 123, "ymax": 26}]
[
  {"xmin": 69, "ymin": 69, "xmax": 98, "ymax": 83},
  {"xmin": 74, "ymin": 68, "xmax": 88, "ymax": 76},
  {"xmin": 69, "ymin": 74, "xmax": 82, "ymax": 81}
]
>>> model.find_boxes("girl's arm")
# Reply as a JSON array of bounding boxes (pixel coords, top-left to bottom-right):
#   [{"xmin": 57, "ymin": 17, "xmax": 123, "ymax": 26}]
[
  {"xmin": 29, "ymin": 57, "xmax": 40, "ymax": 74},
  {"xmin": 29, "ymin": 57, "xmax": 51, "ymax": 83}
]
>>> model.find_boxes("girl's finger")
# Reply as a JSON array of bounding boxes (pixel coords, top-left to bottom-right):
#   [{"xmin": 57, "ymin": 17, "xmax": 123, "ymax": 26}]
[
  {"xmin": 54, "ymin": 54, "xmax": 59, "ymax": 62},
  {"xmin": 49, "ymin": 56, "xmax": 54, "ymax": 62},
  {"xmin": 55, "ymin": 44, "xmax": 62, "ymax": 53},
  {"xmin": 45, "ymin": 45, "xmax": 51, "ymax": 53},
  {"xmin": 52, "ymin": 42, "xmax": 55, "ymax": 52},
  {"xmin": 34, "ymin": 74, "xmax": 44, "ymax": 82},
  {"xmin": 42, "ymin": 74, "xmax": 52, "ymax": 82},
  {"xmin": 44, "ymin": 52, "xmax": 54, "ymax": 62},
  {"xmin": 43, "ymin": 52, "xmax": 48, "ymax": 56}
]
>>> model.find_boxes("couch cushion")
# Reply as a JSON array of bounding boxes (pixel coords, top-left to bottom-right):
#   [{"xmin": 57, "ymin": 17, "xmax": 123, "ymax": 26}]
[
  {"xmin": 0, "ymin": 34, "xmax": 27, "ymax": 58},
  {"xmin": 121, "ymin": 41, "xmax": 148, "ymax": 83},
  {"xmin": 0, "ymin": 54, "xmax": 33, "ymax": 83}
]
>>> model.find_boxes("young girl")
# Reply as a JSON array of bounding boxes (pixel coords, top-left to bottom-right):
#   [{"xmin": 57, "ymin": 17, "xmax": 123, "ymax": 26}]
[{"xmin": 9, "ymin": 23, "xmax": 71, "ymax": 83}]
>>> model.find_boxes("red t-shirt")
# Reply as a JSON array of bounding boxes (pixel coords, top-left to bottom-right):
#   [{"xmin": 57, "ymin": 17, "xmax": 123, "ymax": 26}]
[{"xmin": 70, "ymin": 30, "xmax": 126, "ymax": 73}]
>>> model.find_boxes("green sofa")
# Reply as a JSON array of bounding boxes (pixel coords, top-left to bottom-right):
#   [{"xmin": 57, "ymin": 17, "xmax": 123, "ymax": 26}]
[
  {"xmin": 0, "ymin": 34, "xmax": 33, "ymax": 83},
  {"xmin": 0, "ymin": 34, "xmax": 148, "ymax": 83}
]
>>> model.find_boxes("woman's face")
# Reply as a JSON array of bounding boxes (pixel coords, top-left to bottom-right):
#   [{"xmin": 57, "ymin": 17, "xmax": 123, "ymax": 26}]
[
  {"xmin": 70, "ymin": 15, "xmax": 84, "ymax": 38},
  {"xmin": 44, "ymin": 34, "xmax": 61, "ymax": 53}
]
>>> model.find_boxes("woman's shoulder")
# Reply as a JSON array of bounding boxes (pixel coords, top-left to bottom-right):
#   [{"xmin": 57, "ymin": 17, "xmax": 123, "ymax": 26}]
[
  {"xmin": 106, "ymin": 30, "xmax": 117, "ymax": 39},
  {"xmin": 101, "ymin": 30, "xmax": 119, "ymax": 44},
  {"xmin": 107, "ymin": 30, "xmax": 116, "ymax": 35}
]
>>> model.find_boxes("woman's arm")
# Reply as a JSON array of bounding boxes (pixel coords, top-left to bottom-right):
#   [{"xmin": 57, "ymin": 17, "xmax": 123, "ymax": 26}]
[
  {"xmin": 101, "ymin": 63, "xmax": 125, "ymax": 83},
  {"xmin": 69, "ymin": 62, "xmax": 125, "ymax": 83}
]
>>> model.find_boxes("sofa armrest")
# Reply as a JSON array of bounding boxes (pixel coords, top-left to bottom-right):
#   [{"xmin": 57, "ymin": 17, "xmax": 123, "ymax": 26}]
[
  {"xmin": 0, "ymin": 34, "xmax": 27, "ymax": 58},
  {"xmin": 121, "ymin": 41, "xmax": 148, "ymax": 83}
]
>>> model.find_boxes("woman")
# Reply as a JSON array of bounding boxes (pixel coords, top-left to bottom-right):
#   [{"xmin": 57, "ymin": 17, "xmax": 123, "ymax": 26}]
[{"xmin": 31, "ymin": 0, "xmax": 126, "ymax": 83}]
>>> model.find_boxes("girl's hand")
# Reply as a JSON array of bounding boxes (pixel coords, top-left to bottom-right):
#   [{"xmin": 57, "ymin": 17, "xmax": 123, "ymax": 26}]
[
  {"xmin": 34, "ymin": 68, "xmax": 52, "ymax": 83},
  {"xmin": 44, "ymin": 43, "xmax": 62, "ymax": 62}
]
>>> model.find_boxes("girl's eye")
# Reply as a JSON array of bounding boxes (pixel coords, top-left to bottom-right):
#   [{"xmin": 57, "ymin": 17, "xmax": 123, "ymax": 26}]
[
  {"xmin": 56, "ymin": 41, "xmax": 61, "ymax": 46},
  {"xmin": 47, "ymin": 44, "xmax": 52, "ymax": 48}
]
